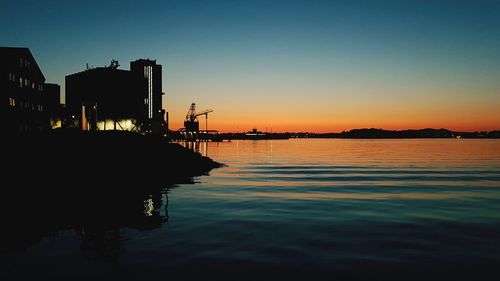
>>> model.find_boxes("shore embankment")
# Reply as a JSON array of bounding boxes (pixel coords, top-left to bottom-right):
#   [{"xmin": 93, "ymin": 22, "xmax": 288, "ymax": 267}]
[{"xmin": 5, "ymin": 130, "xmax": 222, "ymax": 188}]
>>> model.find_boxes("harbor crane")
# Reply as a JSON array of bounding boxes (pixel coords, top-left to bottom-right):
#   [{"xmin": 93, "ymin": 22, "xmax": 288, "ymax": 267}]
[{"xmin": 184, "ymin": 103, "xmax": 214, "ymax": 133}]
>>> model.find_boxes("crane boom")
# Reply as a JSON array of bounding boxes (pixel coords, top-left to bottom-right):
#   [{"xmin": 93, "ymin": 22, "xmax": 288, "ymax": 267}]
[
  {"xmin": 183, "ymin": 103, "xmax": 214, "ymax": 133},
  {"xmin": 195, "ymin": 109, "xmax": 213, "ymax": 117}
]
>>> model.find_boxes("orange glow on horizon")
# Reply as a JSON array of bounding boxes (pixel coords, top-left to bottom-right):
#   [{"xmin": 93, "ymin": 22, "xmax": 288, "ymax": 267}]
[
  {"xmin": 168, "ymin": 119, "xmax": 499, "ymax": 134},
  {"xmin": 164, "ymin": 84, "xmax": 500, "ymax": 133}
]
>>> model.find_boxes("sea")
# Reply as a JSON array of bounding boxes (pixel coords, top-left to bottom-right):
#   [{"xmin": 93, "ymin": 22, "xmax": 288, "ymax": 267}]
[{"xmin": 2, "ymin": 139, "xmax": 500, "ymax": 280}]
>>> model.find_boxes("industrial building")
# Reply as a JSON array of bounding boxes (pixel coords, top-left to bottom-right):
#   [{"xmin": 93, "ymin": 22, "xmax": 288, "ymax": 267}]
[
  {"xmin": 1, "ymin": 47, "xmax": 47, "ymax": 133},
  {"xmin": 65, "ymin": 59, "xmax": 167, "ymax": 134}
]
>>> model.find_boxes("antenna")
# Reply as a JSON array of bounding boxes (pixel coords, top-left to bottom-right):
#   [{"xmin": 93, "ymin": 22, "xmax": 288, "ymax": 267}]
[{"xmin": 109, "ymin": 59, "xmax": 120, "ymax": 69}]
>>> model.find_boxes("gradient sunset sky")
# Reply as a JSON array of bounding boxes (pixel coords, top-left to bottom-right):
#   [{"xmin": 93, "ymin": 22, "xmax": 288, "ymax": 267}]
[{"xmin": 2, "ymin": 0, "xmax": 499, "ymax": 132}]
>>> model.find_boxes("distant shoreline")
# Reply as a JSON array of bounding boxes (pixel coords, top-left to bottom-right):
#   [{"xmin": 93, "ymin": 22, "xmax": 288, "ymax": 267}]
[{"xmin": 216, "ymin": 128, "xmax": 500, "ymax": 139}]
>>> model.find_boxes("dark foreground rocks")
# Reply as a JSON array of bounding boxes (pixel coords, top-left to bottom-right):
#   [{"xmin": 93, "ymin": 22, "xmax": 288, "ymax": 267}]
[{"xmin": 1, "ymin": 130, "xmax": 222, "ymax": 251}]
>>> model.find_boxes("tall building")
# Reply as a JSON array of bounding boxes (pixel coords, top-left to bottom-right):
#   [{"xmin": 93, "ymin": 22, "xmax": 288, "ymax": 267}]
[
  {"xmin": 130, "ymin": 59, "xmax": 165, "ymax": 131},
  {"xmin": 0, "ymin": 47, "xmax": 47, "ymax": 133}
]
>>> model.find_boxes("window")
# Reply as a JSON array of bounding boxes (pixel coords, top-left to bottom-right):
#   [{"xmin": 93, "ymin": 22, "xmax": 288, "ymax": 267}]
[
  {"xmin": 32, "ymin": 82, "xmax": 35, "ymax": 89},
  {"xmin": 19, "ymin": 77, "xmax": 23, "ymax": 87}
]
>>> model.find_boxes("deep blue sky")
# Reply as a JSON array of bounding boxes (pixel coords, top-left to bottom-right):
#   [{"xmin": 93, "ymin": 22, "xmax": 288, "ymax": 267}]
[{"xmin": 2, "ymin": 0, "xmax": 499, "ymax": 131}]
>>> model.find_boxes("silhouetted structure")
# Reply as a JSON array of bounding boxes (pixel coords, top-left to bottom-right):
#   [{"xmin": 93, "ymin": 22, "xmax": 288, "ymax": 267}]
[
  {"xmin": 130, "ymin": 59, "xmax": 166, "ymax": 133},
  {"xmin": 43, "ymin": 83, "xmax": 63, "ymax": 128},
  {"xmin": 66, "ymin": 67, "xmax": 144, "ymax": 131},
  {"xmin": 65, "ymin": 59, "xmax": 168, "ymax": 134},
  {"xmin": 0, "ymin": 47, "xmax": 47, "ymax": 132},
  {"xmin": 179, "ymin": 102, "xmax": 215, "ymax": 141}
]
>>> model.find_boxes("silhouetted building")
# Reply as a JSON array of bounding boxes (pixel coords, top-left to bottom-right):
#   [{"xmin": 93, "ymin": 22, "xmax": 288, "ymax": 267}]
[
  {"xmin": 130, "ymin": 59, "xmax": 167, "ymax": 133},
  {"xmin": 1, "ymin": 47, "xmax": 47, "ymax": 132},
  {"xmin": 44, "ymin": 83, "xmax": 63, "ymax": 129},
  {"xmin": 66, "ymin": 67, "xmax": 145, "ymax": 131},
  {"xmin": 65, "ymin": 59, "xmax": 167, "ymax": 134}
]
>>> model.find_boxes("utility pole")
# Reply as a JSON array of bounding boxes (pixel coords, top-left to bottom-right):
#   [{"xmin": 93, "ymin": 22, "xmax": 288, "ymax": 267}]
[{"xmin": 205, "ymin": 113, "xmax": 208, "ymax": 133}]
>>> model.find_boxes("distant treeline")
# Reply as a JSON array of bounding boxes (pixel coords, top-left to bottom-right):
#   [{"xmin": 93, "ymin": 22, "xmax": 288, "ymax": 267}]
[{"xmin": 291, "ymin": 128, "xmax": 500, "ymax": 139}]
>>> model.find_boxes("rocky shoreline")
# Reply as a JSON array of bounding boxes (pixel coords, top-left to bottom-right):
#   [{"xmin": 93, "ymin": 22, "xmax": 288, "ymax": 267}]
[
  {"xmin": 2, "ymin": 130, "xmax": 223, "ymax": 251},
  {"xmin": 5, "ymin": 130, "xmax": 223, "ymax": 187}
]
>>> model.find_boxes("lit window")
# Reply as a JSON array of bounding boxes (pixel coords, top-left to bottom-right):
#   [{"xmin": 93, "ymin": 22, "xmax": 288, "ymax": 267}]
[
  {"xmin": 12, "ymin": 98, "xmax": 15, "ymax": 107},
  {"xmin": 19, "ymin": 77, "xmax": 22, "ymax": 87}
]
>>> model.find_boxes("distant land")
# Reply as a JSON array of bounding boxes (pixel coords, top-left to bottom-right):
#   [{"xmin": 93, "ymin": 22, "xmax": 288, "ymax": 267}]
[
  {"xmin": 217, "ymin": 128, "xmax": 500, "ymax": 139},
  {"xmin": 298, "ymin": 128, "xmax": 500, "ymax": 139}
]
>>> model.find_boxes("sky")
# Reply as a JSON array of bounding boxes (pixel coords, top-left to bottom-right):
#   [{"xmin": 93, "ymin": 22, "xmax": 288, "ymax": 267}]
[{"xmin": 1, "ymin": 0, "xmax": 499, "ymax": 132}]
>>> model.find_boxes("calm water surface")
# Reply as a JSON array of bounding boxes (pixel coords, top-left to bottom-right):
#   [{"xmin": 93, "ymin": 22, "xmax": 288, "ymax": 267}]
[{"xmin": 2, "ymin": 139, "xmax": 500, "ymax": 280}]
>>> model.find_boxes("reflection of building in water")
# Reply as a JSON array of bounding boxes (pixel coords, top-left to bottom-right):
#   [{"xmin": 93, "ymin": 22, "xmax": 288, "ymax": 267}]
[
  {"xmin": 144, "ymin": 192, "xmax": 169, "ymax": 219},
  {"xmin": 65, "ymin": 59, "xmax": 167, "ymax": 135},
  {"xmin": 75, "ymin": 189, "xmax": 170, "ymax": 260},
  {"xmin": 182, "ymin": 141, "xmax": 208, "ymax": 157}
]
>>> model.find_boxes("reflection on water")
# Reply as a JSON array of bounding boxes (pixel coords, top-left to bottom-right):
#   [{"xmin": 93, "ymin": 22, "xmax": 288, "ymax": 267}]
[
  {"xmin": 0, "ymin": 182, "xmax": 171, "ymax": 254},
  {"xmin": 2, "ymin": 139, "xmax": 500, "ymax": 280},
  {"xmin": 182, "ymin": 140, "xmax": 210, "ymax": 157},
  {"xmin": 250, "ymin": 191, "xmax": 482, "ymax": 200}
]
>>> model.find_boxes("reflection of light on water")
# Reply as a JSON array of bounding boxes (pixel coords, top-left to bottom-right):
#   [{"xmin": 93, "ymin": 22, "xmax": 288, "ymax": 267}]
[
  {"xmin": 202, "ymin": 141, "xmax": 207, "ymax": 157},
  {"xmin": 236, "ymin": 140, "xmax": 239, "ymax": 157},
  {"xmin": 144, "ymin": 198, "xmax": 154, "ymax": 216}
]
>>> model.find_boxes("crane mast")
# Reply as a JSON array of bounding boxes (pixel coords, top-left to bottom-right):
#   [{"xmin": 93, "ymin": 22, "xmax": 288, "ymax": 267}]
[{"xmin": 184, "ymin": 103, "xmax": 213, "ymax": 133}]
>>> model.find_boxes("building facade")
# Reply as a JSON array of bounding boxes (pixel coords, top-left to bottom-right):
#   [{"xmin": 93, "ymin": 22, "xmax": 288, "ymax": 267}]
[
  {"xmin": 1, "ymin": 47, "xmax": 47, "ymax": 133},
  {"xmin": 65, "ymin": 59, "xmax": 166, "ymax": 134},
  {"xmin": 66, "ymin": 67, "xmax": 144, "ymax": 131},
  {"xmin": 130, "ymin": 59, "xmax": 166, "ymax": 133}
]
